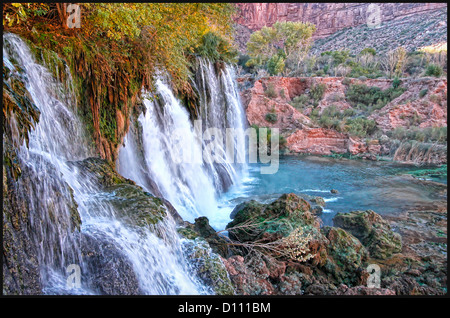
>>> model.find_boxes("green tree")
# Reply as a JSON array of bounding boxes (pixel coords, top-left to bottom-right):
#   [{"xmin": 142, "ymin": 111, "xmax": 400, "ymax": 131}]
[
  {"xmin": 267, "ymin": 53, "xmax": 285, "ymax": 75},
  {"xmin": 246, "ymin": 21, "xmax": 316, "ymax": 72}
]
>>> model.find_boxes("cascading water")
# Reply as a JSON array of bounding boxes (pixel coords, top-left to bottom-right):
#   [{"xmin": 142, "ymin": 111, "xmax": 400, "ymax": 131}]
[
  {"xmin": 118, "ymin": 59, "xmax": 248, "ymax": 230},
  {"xmin": 3, "ymin": 33, "xmax": 209, "ymax": 295}
]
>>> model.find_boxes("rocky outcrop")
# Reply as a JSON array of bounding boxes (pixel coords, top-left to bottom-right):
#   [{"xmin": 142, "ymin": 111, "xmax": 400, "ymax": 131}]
[
  {"xmin": 311, "ymin": 7, "xmax": 447, "ymax": 55},
  {"xmin": 368, "ymin": 78, "xmax": 447, "ymax": 131},
  {"xmin": 221, "ymin": 194, "xmax": 367, "ymax": 294},
  {"xmin": 287, "ymin": 128, "xmax": 349, "ymax": 155},
  {"xmin": 241, "ymin": 77, "xmax": 312, "ymax": 132},
  {"xmin": 208, "ymin": 191, "xmax": 447, "ymax": 295},
  {"xmin": 240, "ymin": 75, "xmax": 447, "ymax": 162},
  {"xmin": 236, "ymin": 3, "xmax": 447, "ymax": 37},
  {"xmin": 234, "ymin": 3, "xmax": 447, "ymax": 52},
  {"xmin": 70, "ymin": 157, "xmax": 183, "ymax": 224},
  {"xmin": 333, "ymin": 210, "xmax": 402, "ymax": 260}
]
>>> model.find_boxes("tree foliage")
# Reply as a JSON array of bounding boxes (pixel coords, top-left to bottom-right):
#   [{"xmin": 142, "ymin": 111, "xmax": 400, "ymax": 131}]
[
  {"xmin": 3, "ymin": 3, "xmax": 237, "ymax": 160},
  {"xmin": 246, "ymin": 21, "xmax": 316, "ymax": 72}
]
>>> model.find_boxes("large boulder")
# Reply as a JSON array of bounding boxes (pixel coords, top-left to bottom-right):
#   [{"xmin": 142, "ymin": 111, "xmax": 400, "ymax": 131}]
[
  {"xmin": 333, "ymin": 210, "xmax": 402, "ymax": 259},
  {"xmin": 227, "ymin": 193, "xmax": 317, "ymax": 242},
  {"xmin": 103, "ymin": 184, "xmax": 167, "ymax": 228},
  {"xmin": 226, "ymin": 193, "xmax": 328, "ymax": 266},
  {"xmin": 79, "ymin": 232, "xmax": 141, "ymax": 295},
  {"xmin": 70, "ymin": 157, "xmax": 183, "ymax": 225},
  {"xmin": 321, "ymin": 226, "xmax": 369, "ymax": 286},
  {"xmin": 182, "ymin": 238, "xmax": 234, "ymax": 295}
]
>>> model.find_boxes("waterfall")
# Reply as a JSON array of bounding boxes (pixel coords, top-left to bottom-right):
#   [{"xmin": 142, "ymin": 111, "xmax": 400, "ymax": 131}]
[
  {"xmin": 118, "ymin": 59, "xmax": 248, "ymax": 229},
  {"xmin": 3, "ymin": 33, "xmax": 209, "ymax": 295}
]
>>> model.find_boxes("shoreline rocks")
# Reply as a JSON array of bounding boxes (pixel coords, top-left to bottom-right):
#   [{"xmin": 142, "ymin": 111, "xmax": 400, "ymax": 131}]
[{"xmin": 184, "ymin": 190, "xmax": 447, "ymax": 295}]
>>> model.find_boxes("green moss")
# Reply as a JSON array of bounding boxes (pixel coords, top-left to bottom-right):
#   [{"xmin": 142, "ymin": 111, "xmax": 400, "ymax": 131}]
[
  {"xmin": 403, "ymin": 164, "xmax": 447, "ymax": 180},
  {"xmin": 183, "ymin": 238, "xmax": 235, "ymax": 295},
  {"xmin": 105, "ymin": 184, "xmax": 167, "ymax": 227},
  {"xmin": 227, "ymin": 193, "xmax": 315, "ymax": 242},
  {"xmin": 70, "ymin": 157, "xmax": 134, "ymax": 187},
  {"xmin": 177, "ymin": 227, "xmax": 200, "ymax": 240}
]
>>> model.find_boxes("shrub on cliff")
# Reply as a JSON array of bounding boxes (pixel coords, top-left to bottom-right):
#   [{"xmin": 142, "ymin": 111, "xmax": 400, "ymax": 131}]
[
  {"xmin": 389, "ymin": 126, "xmax": 447, "ymax": 144},
  {"xmin": 425, "ymin": 64, "xmax": 443, "ymax": 77},
  {"xmin": 345, "ymin": 83, "xmax": 406, "ymax": 112},
  {"xmin": 264, "ymin": 83, "xmax": 277, "ymax": 98},
  {"xmin": 345, "ymin": 117, "xmax": 377, "ymax": 137},
  {"xmin": 195, "ymin": 31, "xmax": 238, "ymax": 64},
  {"xmin": 289, "ymin": 94, "xmax": 310, "ymax": 111},
  {"xmin": 310, "ymin": 83, "xmax": 326, "ymax": 105},
  {"xmin": 265, "ymin": 112, "xmax": 278, "ymax": 124}
]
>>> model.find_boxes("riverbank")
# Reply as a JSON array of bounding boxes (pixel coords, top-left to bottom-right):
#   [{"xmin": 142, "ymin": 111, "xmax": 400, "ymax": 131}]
[{"xmin": 180, "ymin": 174, "xmax": 447, "ymax": 295}]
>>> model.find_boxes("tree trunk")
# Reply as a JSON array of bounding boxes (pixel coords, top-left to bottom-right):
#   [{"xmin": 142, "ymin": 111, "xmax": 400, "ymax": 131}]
[{"xmin": 56, "ymin": 3, "xmax": 69, "ymax": 29}]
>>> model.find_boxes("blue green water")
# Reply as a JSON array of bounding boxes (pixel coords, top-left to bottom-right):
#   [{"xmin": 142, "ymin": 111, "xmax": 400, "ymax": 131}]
[{"xmin": 214, "ymin": 155, "xmax": 447, "ymax": 229}]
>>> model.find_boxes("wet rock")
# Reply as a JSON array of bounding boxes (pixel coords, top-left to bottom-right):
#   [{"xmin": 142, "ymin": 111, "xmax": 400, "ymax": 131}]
[
  {"xmin": 177, "ymin": 223, "xmax": 200, "ymax": 240},
  {"xmin": 70, "ymin": 157, "xmax": 135, "ymax": 188},
  {"xmin": 3, "ymin": 151, "xmax": 82, "ymax": 295},
  {"xmin": 310, "ymin": 196, "xmax": 326, "ymax": 207},
  {"xmin": 71, "ymin": 157, "xmax": 183, "ymax": 225},
  {"xmin": 182, "ymin": 238, "xmax": 234, "ymax": 295},
  {"xmin": 310, "ymin": 205, "xmax": 323, "ymax": 216},
  {"xmin": 193, "ymin": 217, "xmax": 230, "ymax": 258},
  {"xmin": 321, "ymin": 226, "xmax": 369, "ymax": 286},
  {"xmin": 103, "ymin": 184, "xmax": 167, "ymax": 227},
  {"xmin": 3, "ymin": 164, "xmax": 42, "ymax": 295},
  {"xmin": 333, "ymin": 210, "xmax": 402, "ymax": 259},
  {"xmin": 330, "ymin": 189, "xmax": 339, "ymax": 194},
  {"xmin": 79, "ymin": 232, "xmax": 141, "ymax": 295}
]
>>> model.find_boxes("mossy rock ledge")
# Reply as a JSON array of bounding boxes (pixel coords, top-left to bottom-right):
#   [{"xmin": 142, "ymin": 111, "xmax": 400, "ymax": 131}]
[
  {"xmin": 333, "ymin": 210, "xmax": 402, "ymax": 260},
  {"xmin": 69, "ymin": 157, "xmax": 178, "ymax": 228}
]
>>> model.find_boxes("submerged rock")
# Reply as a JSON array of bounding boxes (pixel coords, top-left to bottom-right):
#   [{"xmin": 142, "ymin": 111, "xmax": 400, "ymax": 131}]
[
  {"xmin": 310, "ymin": 196, "xmax": 326, "ymax": 207},
  {"xmin": 333, "ymin": 210, "xmax": 402, "ymax": 259}
]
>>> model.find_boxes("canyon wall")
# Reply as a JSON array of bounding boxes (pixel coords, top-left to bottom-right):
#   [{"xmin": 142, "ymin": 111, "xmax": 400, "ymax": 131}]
[
  {"xmin": 238, "ymin": 75, "xmax": 447, "ymax": 164},
  {"xmin": 235, "ymin": 3, "xmax": 447, "ymax": 39}
]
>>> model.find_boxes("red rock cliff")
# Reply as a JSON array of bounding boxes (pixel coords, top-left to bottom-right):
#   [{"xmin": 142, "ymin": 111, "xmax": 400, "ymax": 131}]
[{"xmin": 235, "ymin": 3, "xmax": 447, "ymax": 39}]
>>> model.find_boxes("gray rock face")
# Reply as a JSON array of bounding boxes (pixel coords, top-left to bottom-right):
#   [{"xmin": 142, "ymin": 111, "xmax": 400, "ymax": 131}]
[{"xmin": 78, "ymin": 232, "xmax": 141, "ymax": 295}]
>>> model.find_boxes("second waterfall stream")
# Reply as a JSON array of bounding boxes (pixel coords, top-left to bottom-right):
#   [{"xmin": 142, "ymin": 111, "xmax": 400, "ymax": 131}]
[{"xmin": 118, "ymin": 58, "xmax": 249, "ymax": 230}]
